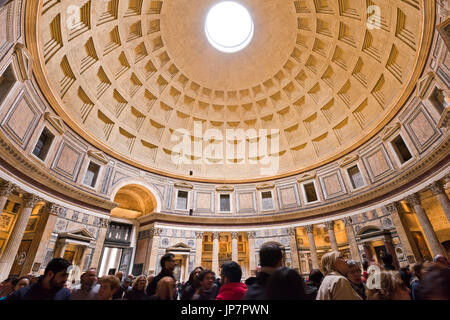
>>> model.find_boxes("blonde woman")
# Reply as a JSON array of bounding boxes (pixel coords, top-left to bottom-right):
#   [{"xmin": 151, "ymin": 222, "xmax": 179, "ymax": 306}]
[
  {"xmin": 366, "ymin": 271, "xmax": 411, "ymax": 300},
  {"xmin": 316, "ymin": 252, "xmax": 362, "ymax": 300},
  {"xmin": 124, "ymin": 275, "xmax": 148, "ymax": 300},
  {"xmin": 149, "ymin": 276, "xmax": 176, "ymax": 300}
]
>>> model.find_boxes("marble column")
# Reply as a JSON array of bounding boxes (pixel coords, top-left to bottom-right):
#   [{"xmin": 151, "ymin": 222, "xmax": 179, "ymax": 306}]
[
  {"xmin": 0, "ymin": 181, "xmax": 15, "ymax": 212},
  {"xmin": 56, "ymin": 241, "xmax": 68, "ymax": 258},
  {"xmin": 288, "ymin": 227, "xmax": 301, "ymax": 273},
  {"xmin": 79, "ymin": 246, "xmax": 89, "ymax": 272},
  {"xmin": 212, "ymin": 232, "xmax": 220, "ymax": 276},
  {"xmin": 343, "ymin": 217, "xmax": 362, "ymax": 264},
  {"xmin": 407, "ymin": 193, "xmax": 446, "ymax": 257},
  {"xmin": 385, "ymin": 202, "xmax": 421, "ymax": 263},
  {"xmin": 90, "ymin": 219, "xmax": 109, "ymax": 270},
  {"xmin": 429, "ymin": 180, "xmax": 450, "ymax": 222},
  {"xmin": 247, "ymin": 232, "xmax": 256, "ymax": 276},
  {"xmin": 231, "ymin": 232, "xmax": 239, "ymax": 262},
  {"xmin": 195, "ymin": 232, "xmax": 203, "ymax": 268},
  {"xmin": 325, "ymin": 221, "xmax": 338, "ymax": 252},
  {"xmin": 0, "ymin": 193, "xmax": 40, "ymax": 280},
  {"xmin": 146, "ymin": 228, "xmax": 162, "ymax": 275},
  {"xmin": 305, "ymin": 225, "xmax": 319, "ymax": 270}
]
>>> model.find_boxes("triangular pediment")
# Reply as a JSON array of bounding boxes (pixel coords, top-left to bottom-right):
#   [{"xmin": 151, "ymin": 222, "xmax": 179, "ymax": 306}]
[
  {"xmin": 14, "ymin": 42, "xmax": 33, "ymax": 81},
  {"xmin": 380, "ymin": 122, "xmax": 401, "ymax": 141},
  {"xmin": 417, "ymin": 72, "xmax": 435, "ymax": 99},
  {"xmin": 216, "ymin": 185, "xmax": 234, "ymax": 192},
  {"xmin": 297, "ymin": 172, "xmax": 316, "ymax": 182},
  {"xmin": 88, "ymin": 150, "xmax": 109, "ymax": 164},
  {"xmin": 44, "ymin": 112, "xmax": 66, "ymax": 134},
  {"xmin": 339, "ymin": 154, "xmax": 359, "ymax": 167},
  {"xmin": 256, "ymin": 183, "xmax": 274, "ymax": 190},
  {"xmin": 175, "ymin": 182, "xmax": 193, "ymax": 189},
  {"xmin": 59, "ymin": 228, "xmax": 95, "ymax": 242}
]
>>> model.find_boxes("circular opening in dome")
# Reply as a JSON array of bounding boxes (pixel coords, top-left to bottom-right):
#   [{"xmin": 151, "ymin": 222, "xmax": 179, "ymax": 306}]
[{"xmin": 205, "ymin": 1, "xmax": 254, "ymax": 53}]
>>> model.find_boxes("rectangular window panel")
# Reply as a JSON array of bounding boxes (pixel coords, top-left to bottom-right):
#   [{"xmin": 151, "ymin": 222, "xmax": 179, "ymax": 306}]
[
  {"xmin": 83, "ymin": 162, "xmax": 100, "ymax": 187},
  {"xmin": 261, "ymin": 191, "xmax": 274, "ymax": 210},
  {"xmin": 32, "ymin": 128, "xmax": 55, "ymax": 161},
  {"xmin": 220, "ymin": 194, "xmax": 231, "ymax": 212},
  {"xmin": 348, "ymin": 165, "xmax": 365, "ymax": 189},
  {"xmin": 177, "ymin": 191, "xmax": 188, "ymax": 210},
  {"xmin": 304, "ymin": 182, "xmax": 318, "ymax": 203},
  {"xmin": 392, "ymin": 135, "xmax": 412, "ymax": 164}
]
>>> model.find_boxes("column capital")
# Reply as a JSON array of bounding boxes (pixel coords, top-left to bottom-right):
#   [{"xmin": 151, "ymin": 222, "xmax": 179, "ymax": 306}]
[
  {"xmin": 150, "ymin": 228, "xmax": 163, "ymax": 237},
  {"xmin": 429, "ymin": 180, "xmax": 445, "ymax": 196},
  {"xmin": 100, "ymin": 218, "xmax": 110, "ymax": 228},
  {"xmin": 324, "ymin": 221, "xmax": 335, "ymax": 231},
  {"xmin": 305, "ymin": 225, "xmax": 314, "ymax": 234},
  {"xmin": 247, "ymin": 231, "xmax": 256, "ymax": 239},
  {"xmin": 21, "ymin": 193, "xmax": 41, "ymax": 208},
  {"xmin": 288, "ymin": 227, "xmax": 297, "ymax": 236},
  {"xmin": 212, "ymin": 232, "xmax": 220, "ymax": 240},
  {"xmin": 195, "ymin": 231, "xmax": 204, "ymax": 239},
  {"xmin": 231, "ymin": 232, "xmax": 239, "ymax": 239},
  {"xmin": 343, "ymin": 217, "xmax": 353, "ymax": 226},
  {"xmin": 406, "ymin": 193, "xmax": 421, "ymax": 206},
  {"xmin": 42, "ymin": 203, "xmax": 65, "ymax": 216},
  {"xmin": 0, "ymin": 181, "xmax": 15, "ymax": 197},
  {"xmin": 385, "ymin": 202, "xmax": 400, "ymax": 214}
]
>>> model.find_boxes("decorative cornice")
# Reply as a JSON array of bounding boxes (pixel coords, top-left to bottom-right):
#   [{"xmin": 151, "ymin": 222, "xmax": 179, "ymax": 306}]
[
  {"xmin": 42, "ymin": 202, "xmax": 65, "ymax": 216},
  {"xmin": 339, "ymin": 154, "xmax": 359, "ymax": 168},
  {"xmin": 297, "ymin": 172, "xmax": 316, "ymax": 183},
  {"xmin": 174, "ymin": 182, "xmax": 193, "ymax": 190},
  {"xmin": 380, "ymin": 122, "xmax": 401, "ymax": 141},
  {"xmin": 216, "ymin": 186, "xmax": 234, "ymax": 192},
  {"xmin": 256, "ymin": 183, "xmax": 274, "ymax": 190},
  {"xmin": 44, "ymin": 112, "xmax": 66, "ymax": 135},
  {"xmin": 87, "ymin": 150, "xmax": 109, "ymax": 165},
  {"xmin": 14, "ymin": 42, "xmax": 33, "ymax": 82}
]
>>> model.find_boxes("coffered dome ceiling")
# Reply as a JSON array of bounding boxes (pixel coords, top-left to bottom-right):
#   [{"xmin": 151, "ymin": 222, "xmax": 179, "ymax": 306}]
[{"xmin": 35, "ymin": 0, "xmax": 431, "ymax": 181}]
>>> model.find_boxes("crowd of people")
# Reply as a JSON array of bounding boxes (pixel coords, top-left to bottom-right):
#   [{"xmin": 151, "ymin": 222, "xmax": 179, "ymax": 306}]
[{"xmin": 0, "ymin": 243, "xmax": 449, "ymax": 300}]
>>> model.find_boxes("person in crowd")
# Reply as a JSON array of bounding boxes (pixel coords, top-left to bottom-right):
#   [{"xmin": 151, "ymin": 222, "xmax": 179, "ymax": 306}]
[
  {"xmin": 399, "ymin": 267, "xmax": 412, "ymax": 290},
  {"xmin": 244, "ymin": 276, "xmax": 257, "ymax": 287},
  {"xmin": 0, "ymin": 278, "xmax": 16, "ymax": 300},
  {"xmin": 97, "ymin": 275, "xmax": 121, "ymax": 300},
  {"xmin": 112, "ymin": 274, "xmax": 133, "ymax": 300},
  {"xmin": 124, "ymin": 275, "xmax": 148, "ymax": 300},
  {"xmin": 244, "ymin": 242, "xmax": 283, "ymax": 300},
  {"xmin": 361, "ymin": 259, "xmax": 369, "ymax": 283},
  {"xmin": 192, "ymin": 269, "xmax": 217, "ymax": 300},
  {"xmin": 409, "ymin": 261, "xmax": 438, "ymax": 300},
  {"xmin": 181, "ymin": 267, "xmax": 203, "ymax": 300},
  {"xmin": 12, "ymin": 277, "xmax": 30, "ymax": 292},
  {"xmin": 264, "ymin": 267, "xmax": 308, "ymax": 300},
  {"xmin": 366, "ymin": 271, "xmax": 411, "ymax": 300},
  {"xmin": 146, "ymin": 253, "xmax": 176, "ymax": 296},
  {"xmin": 304, "ymin": 269, "xmax": 324, "ymax": 299},
  {"xmin": 316, "ymin": 252, "xmax": 362, "ymax": 300},
  {"xmin": 115, "ymin": 271, "xmax": 124, "ymax": 282},
  {"xmin": 381, "ymin": 252, "xmax": 396, "ymax": 271},
  {"xmin": 216, "ymin": 261, "xmax": 247, "ymax": 300},
  {"xmin": 416, "ymin": 267, "xmax": 450, "ymax": 300},
  {"xmin": 150, "ymin": 276, "xmax": 176, "ymax": 300},
  {"xmin": 433, "ymin": 254, "xmax": 450, "ymax": 269},
  {"xmin": 346, "ymin": 260, "xmax": 366, "ymax": 300},
  {"xmin": 71, "ymin": 268, "xmax": 100, "ymax": 300},
  {"xmin": 6, "ymin": 258, "xmax": 72, "ymax": 300}
]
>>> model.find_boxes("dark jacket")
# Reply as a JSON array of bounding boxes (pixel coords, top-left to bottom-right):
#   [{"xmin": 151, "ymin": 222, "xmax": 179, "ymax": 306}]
[
  {"xmin": 146, "ymin": 268, "xmax": 175, "ymax": 296},
  {"xmin": 216, "ymin": 282, "xmax": 248, "ymax": 300},
  {"xmin": 181, "ymin": 285, "xmax": 196, "ymax": 300},
  {"xmin": 192, "ymin": 284, "xmax": 219, "ymax": 300},
  {"xmin": 124, "ymin": 288, "xmax": 148, "ymax": 300},
  {"xmin": 6, "ymin": 278, "xmax": 71, "ymax": 300},
  {"xmin": 113, "ymin": 284, "xmax": 131, "ymax": 300},
  {"xmin": 243, "ymin": 271, "xmax": 271, "ymax": 300}
]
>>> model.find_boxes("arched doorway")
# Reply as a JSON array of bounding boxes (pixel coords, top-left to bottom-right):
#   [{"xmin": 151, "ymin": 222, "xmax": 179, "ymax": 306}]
[{"xmin": 99, "ymin": 184, "xmax": 158, "ymax": 276}]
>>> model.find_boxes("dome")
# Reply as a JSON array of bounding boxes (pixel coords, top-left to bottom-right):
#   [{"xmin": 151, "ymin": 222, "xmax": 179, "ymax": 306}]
[{"xmin": 35, "ymin": 0, "xmax": 427, "ymax": 181}]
